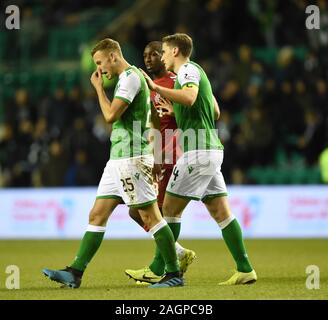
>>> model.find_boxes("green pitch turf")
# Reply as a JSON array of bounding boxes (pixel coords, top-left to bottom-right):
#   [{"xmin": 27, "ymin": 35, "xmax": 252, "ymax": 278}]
[{"xmin": 0, "ymin": 239, "xmax": 327, "ymax": 300}]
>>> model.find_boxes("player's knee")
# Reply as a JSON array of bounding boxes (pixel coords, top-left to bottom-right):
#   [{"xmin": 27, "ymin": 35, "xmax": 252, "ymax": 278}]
[
  {"xmin": 142, "ymin": 214, "xmax": 160, "ymax": 230},
  {"xmin": 208, "ymin": 209, "xmax": 221, "ymax": 222},
  {"xmin": 162, "ymin": 202, "xmax": 179, "ymax": 218},
  {"xmin": 89, "ymin": 208, "xmax": 107, "ymax": 226},
  {"xmin": 162, "ymin": 203, "xmax": 170, "ymax": 217},
  {"xmin": 209, "ymin": 206, "xmax": 231, "ymax": 223}
]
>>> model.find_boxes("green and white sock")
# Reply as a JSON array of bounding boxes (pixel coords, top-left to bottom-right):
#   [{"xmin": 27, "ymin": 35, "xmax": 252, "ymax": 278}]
[
  {"xmin": 219, "ymin": 216, "xmax": 253, "ymax": 273},
  {"xmin": 149, "ymin": 217, "xmax": 182, "ymax": 275},
  {"xmin": 166, "ymin": 217, "xmax": 183, "ymax": 258},
  {"xmin": 149, "ymin": 219, "xmax": 179, "ymax": 274},
  {"xmin": 70, "ymin": 224, "xmax": 106, "ymax": 272},
  {"xmin": 175, "ymin": 242, "xmax": 185, "ymax": 258},
  {"xmin": 165, "ymin": 217, "xmax": 181, "ymax": 241}
]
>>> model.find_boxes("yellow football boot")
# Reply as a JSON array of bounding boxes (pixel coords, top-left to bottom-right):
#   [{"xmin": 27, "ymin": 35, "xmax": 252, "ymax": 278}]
[
  {"xmin": 219, "ymin": 270, "xmax": 257, "ymax": 285},
  {"xmin": 125, "ymin": 267, "xmax": 162, "ymax": 284}
]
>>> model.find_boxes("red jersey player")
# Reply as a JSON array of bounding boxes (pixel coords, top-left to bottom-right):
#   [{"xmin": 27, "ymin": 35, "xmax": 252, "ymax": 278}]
[
  {"xmin": 126, "ymin": 42, "xmax": 196, "ymax": 284},
  {"xmin": 149, "ymin": 61, "xmax": 179, "ymax": 208}
]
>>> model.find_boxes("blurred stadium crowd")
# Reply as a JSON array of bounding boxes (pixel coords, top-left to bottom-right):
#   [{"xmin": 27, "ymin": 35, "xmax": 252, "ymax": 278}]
[{"xmin": 0, "ymin": 0, "xmax": 327, "ymax": 187}]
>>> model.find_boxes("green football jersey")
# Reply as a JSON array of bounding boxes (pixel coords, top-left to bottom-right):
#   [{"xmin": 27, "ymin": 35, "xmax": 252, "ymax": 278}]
[
  {"xmin": 173, "ymin": 61, "xmax": 223, "ymax": 152},
  {"xmin": 110, "ymin": 66, "xmax": 152, "ymax": 159}
]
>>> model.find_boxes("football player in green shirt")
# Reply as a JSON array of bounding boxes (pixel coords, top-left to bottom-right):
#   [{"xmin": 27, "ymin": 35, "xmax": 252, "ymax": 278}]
[
  {"xmin": 42, "ymin": 38, "xmax": 183, "ymax": 289},
  {"xmin": 139, "ymin": 33, "xmax": 257, "ymax": 285}
]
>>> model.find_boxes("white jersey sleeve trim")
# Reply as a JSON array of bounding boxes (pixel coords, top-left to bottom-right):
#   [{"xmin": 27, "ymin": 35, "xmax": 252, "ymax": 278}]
[
  {"xmin": 177, "ymin": 63, "xmax": 201, "ymax": 88},
  {"xmin": 114, "ymin": 71, "xmax": 141, "ymax": 104}
]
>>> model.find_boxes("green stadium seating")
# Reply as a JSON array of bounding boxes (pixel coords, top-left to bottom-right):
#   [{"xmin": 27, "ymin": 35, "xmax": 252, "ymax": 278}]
[
  {"xmin": 305, "ymin": 166, "xmax": 322, "ymax": 184},
  {"xmin": 247, "ymin": 165, "xmax": 322, "ymax": 185}
]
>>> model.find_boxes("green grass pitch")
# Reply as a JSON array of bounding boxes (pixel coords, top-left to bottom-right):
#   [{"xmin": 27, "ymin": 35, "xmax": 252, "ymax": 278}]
[{"xmin": 0, "ymin": 239, "xmax": 327, "ymax": 300}]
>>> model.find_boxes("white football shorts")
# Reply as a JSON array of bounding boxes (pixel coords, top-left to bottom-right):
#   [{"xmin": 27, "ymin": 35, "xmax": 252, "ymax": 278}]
[
  {"xmin": 166, "ymin": 150, "xmax": 228, "ymax": 201},
  {"xmin": 96, "ymin": 154, "xmax": 157, "ymax": 208}
]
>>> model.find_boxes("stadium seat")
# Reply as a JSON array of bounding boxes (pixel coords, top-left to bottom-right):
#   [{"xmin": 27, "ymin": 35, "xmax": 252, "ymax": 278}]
[
  {"xmin": 304, "ymin": 166, "xmax": 322, "ymax": 184},
  {"xmin": 247, "ymin": 166, "xmax": 275, "ymax": 184},
  {"xmin": 64, "ymin": 71, "xmax": 80, "ymax": 92}
]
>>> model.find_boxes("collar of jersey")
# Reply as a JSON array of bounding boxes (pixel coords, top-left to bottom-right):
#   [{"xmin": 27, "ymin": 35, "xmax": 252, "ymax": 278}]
[{"xmin": 119, "ymin": 65, "xmax": 133, "ymax": 79}]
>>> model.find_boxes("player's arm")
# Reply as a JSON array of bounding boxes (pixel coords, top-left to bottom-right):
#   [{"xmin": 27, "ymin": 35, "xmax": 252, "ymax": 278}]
[
  {"xmin": 213, "ymin": 95, "xmax": 220, "ymax": 120},
  {"xmin": 95, "ymin": 88, "xmax": 128, "ymax": 123},
  {"xmin": 152, "ymin": 84, "xmax": 198, "ymax": 107},
  {"xmin": 91, "ymin": 66, "xmax": 140, "ymax": 124},
  {"xmin": 141, "ymin": 65, "xmax": 199, "ymax": 107}
]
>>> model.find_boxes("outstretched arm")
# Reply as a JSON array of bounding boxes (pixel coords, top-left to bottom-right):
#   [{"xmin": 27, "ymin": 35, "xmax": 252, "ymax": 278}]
[
  {"xmin": 140, "ymin": 69, "xmax": 198, "ymax": 107},
  {"xmin": 154, "ymin": 84, "xmax": 198, "ymax": 107}
]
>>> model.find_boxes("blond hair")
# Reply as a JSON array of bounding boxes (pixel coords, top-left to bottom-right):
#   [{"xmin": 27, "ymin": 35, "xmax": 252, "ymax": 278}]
[{"xmin": 91, "ymin": 38, "xmax": 122, "ymax": 57}]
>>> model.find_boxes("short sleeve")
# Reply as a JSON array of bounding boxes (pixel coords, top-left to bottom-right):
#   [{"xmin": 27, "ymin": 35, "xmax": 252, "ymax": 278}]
[
  {"xmin": 114, "ymin": 71, "xmax": 141, "ymax": 104},
  {"xmin": 177, "ymin": 63, "xmax": 201, "ymax": 88}
]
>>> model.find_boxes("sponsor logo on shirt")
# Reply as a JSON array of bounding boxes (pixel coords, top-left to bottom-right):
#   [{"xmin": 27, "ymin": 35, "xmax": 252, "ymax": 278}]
[{"xmin": 184, "ymin": 74, "xmax": 197, "ymax": 82}]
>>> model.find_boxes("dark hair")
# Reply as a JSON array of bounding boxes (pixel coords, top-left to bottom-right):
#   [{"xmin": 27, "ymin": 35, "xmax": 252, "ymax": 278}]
[
  {"xmin": 145, "ymin": 41, "xmax": 162, "ymax": 52},
  {"xmin": 162, "ymin": 33, "xmax": 193, "ymax": 57}
]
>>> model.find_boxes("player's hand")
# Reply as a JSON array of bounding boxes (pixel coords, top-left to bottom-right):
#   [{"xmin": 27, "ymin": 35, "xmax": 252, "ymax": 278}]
[
  {"xmin": 90, "ymin": 67, "xmax": 104, "ymax": 90},
  {"xmin": 156, "ymin": 97, "xmax": 174, "ymax": 116},
  {"xmin": 152, "ymin": 163, "xmax": 163, "ymax": 182},
  {"xmin": 139, "ymin": 68, "xmax": 157, "ymax": 91}
]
